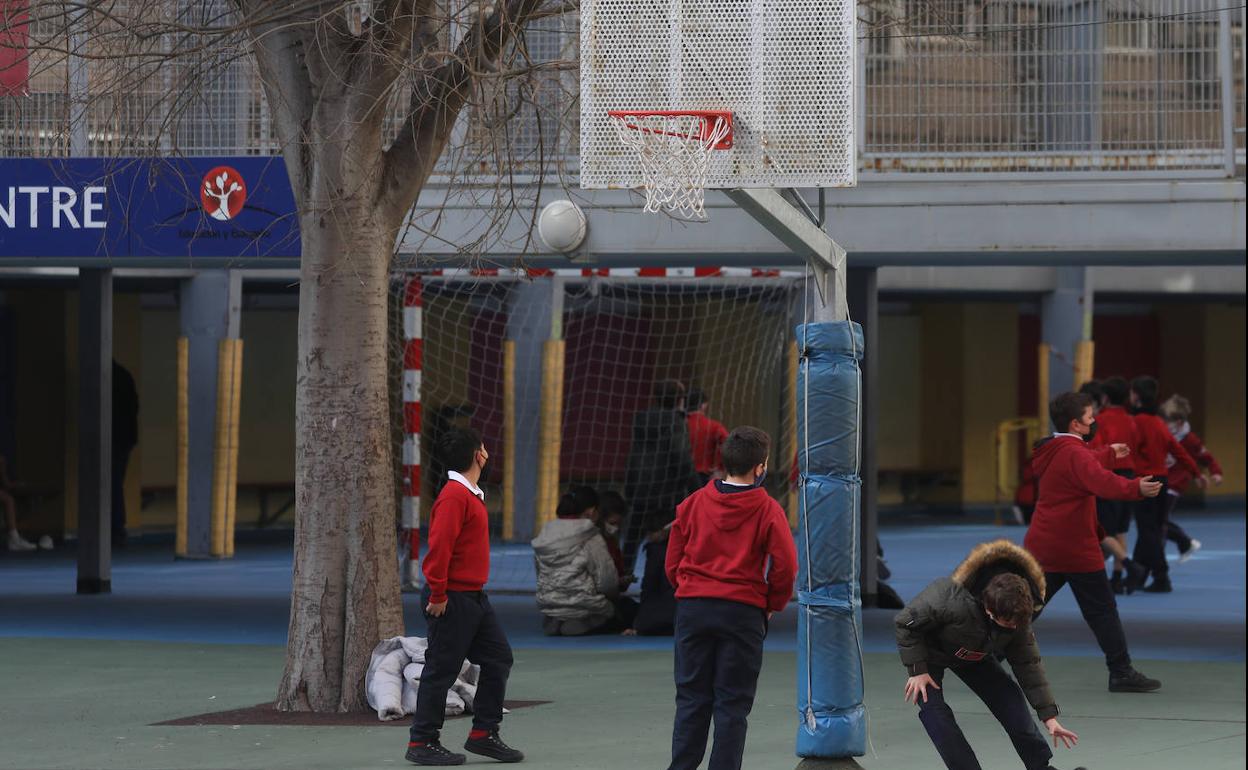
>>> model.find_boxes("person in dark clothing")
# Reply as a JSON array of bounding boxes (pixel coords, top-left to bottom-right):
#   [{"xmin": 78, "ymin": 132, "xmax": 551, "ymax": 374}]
[
  {"xmin": 1129, "ymin": 376, "xmax": 1202, "ymax": 593},
  {"xmin": 632, "ymin": 514, "xmax": 677, "ymax": 636},
  {"xmin": 622, "ymin": 379, "xmax": 700, "ymax": 569},
  {"xmin": 1024, "ymin": 391, "xmax": 1163, "ymax": 694},
  {"xmin": 112, "ymin": 360, "xmax": 139, "ymax": 547},
  {"xmin": 406, "ymin": 428, "xmax": 523, "ymax": 767},
  {"xmin": 897, "ymin": 539, "xmax": 1083, "ymax": 770},
  {"xmin": 664, "ymin": 426, "xmax": 798, "ymax": 770}
]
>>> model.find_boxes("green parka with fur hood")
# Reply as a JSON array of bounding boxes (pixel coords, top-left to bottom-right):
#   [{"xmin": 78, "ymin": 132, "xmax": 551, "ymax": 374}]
[{"xmin": 894, "ymin": 539, "xmax": 1058, "ymax": 720}]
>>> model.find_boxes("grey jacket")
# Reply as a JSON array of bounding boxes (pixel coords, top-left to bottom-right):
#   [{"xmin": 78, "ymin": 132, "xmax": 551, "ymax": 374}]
[
  {"xmin": 895, "ymin": 539, "xmax": 1057, "ymax": 720},
  {"xmin": 531, "ymin": 518, "xmax": 618, "ymax": 623}
]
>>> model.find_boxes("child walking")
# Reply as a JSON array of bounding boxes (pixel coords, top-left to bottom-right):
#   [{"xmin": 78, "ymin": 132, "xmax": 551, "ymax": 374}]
[
  {"xmin": 664, "ymin": 426, "xmax": 798, "ymax": 770},
  {"xmin": 406, "ymin": 427, "xmax": 523, "ymax": 766}
]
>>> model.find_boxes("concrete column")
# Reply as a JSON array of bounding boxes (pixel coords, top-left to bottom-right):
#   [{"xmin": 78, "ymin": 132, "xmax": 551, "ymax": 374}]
[
  {"xmin": 1041, "ymin": 266, "xmax": 1092, "ymax": 400},
  {"xmin": 847, "ymin": 267, "xmax": 878, "ymax": 606},
  {"xmin": 505, "ymin": 280, "xmax": 558, "ymax": 542},
  {"xmin": 179, "ymin": 271, "xmax": 241, "ymax": 558},
  {"xmin": 77, "ymin": 269, "xmax": 112, "ymax": 594}
]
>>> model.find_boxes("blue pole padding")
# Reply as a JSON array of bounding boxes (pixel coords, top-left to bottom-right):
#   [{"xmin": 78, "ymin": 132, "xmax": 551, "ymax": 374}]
[{"xmin": 795, "ymin": 321, "xmax": 866, "ymax": 759}]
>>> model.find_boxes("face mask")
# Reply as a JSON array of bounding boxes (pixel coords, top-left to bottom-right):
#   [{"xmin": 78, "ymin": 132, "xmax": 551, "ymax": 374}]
[
  {"xmin": 1082, "ymin": 421, "xmax": 1098, "ymax": 443},
  {"xmin": 754, "ymin": 467, "xmax": 768, "ymax": 487},
  {"xmin": 604, "ymin": 524, "xmax": 620, "ymax": 536}
]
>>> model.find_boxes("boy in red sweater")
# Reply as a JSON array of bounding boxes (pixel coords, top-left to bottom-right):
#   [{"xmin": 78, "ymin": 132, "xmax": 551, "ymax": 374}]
[
  {"xmin": 1129, "ymin": 376, "xmax": 1202, "ymax": 593},
  {"xmin": 406, "ymin": 428, "xmax": 522, "ymax": 767},
  {"xmin": 1161, "ymin": 394, "xmax": 1223, "ymax": 563},
  {"xmin": 1089, "ymin": 377, "xmax": 1142, "ymax": 591},
  {"xmin": 664, "ymin": 426, "xmax": 798, "ymax": 770},
  {"xmin": 686, "ymin": 387, "xmax": 730, "ymax": 485},
  {"xmin": 1023, "ymin": 392, "xmax": 1163, "ymax": 693}
]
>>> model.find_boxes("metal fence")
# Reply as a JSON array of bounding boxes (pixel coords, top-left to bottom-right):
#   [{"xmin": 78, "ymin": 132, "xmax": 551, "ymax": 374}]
[{"xmin": 1, "ymin": 1, "xmax": 1242, "ymax": 177}]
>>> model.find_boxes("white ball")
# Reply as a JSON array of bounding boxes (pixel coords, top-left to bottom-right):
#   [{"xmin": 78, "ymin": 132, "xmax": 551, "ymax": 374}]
[{"xmin": 537, "ymin": 199, "xmax": 587, "ymax": 253}]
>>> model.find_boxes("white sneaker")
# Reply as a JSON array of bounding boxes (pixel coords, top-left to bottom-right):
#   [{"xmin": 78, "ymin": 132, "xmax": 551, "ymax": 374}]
[
  {"xmin": 37, "ymin": 535, "xmax": 54, "ymax": 550},
  {"xmin": 1178, "ymin": 539, "xmax": 1202, "ymax": 564},
  {"xmin": 6, "ymin": 530, "xmax": 36, "ymax": 551}
]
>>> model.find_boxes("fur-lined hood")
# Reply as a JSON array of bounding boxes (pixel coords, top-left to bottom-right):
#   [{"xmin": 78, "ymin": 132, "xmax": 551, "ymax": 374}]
[{"xmin": 951, "ymin": 539, "xmax": 1046, "ymax": 610}]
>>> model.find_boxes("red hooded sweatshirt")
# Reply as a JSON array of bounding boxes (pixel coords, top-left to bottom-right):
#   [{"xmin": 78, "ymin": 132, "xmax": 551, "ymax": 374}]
[
  {"xmin": 665, "ymin": 482, "xmax": 798, "ymax": 613},
  {"xmin": 1132, "ymin": 412, "xmax": 1199, "ymax": 479},
  {"xmin": 1024, "ymin": 435, "xmax": 1143, "ymax": 573},
  {"xmin": 1089, "ymin": 405, "xmax": 1139, "ymax": 473}
]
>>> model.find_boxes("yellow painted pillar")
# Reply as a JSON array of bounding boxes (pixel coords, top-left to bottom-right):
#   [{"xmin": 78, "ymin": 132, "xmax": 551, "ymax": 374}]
[
  {"xmin": 1037, "ymin": 343, "xmax": 1051, "ymax": 437},
  {"xmin": 1074, "ymin": 340, "xmax": 1095, "ymax": 389},
  {"xmin": 210, "ymin": 339, "xmax": 243, "ymax": 557}
]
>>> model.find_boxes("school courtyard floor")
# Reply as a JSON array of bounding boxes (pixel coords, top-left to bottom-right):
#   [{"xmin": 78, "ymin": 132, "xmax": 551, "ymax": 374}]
[{"xmin": 2, "ymin": 510, "xmax": 1243, "ymax": 770}]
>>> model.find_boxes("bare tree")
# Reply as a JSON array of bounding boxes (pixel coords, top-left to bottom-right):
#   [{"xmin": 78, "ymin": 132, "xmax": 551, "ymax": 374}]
[{"xmin": 4, "ymin": 0, "xmax": 564, "ymax": 713}]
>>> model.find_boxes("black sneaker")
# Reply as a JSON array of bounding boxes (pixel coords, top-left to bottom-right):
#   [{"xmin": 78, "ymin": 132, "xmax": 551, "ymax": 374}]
[
  {"xmin": 464, "ymin": 730, "xmax": 525, "ymax": 763},
  {"xmin": 1123, "ymin": 559, "xmax": 1148, "ymax": 595},
  {"xmin": 1045, "ymin": 766, "xmax": 1088, "ymax": 770},
  {"xmin": 406, "ymin": 740, "xmax": 467, "ymax": 766},
  {"xmin": 1109, "ymin": 668, "xmax": 1161, "ymax": 692},
  {"xmin": 1110, "ymin": 572, "xmax": 1124, "ymax": 595},
  {"xmin": 1141, "ymin": 577, "xmax": 1173, "ymax": 593}
]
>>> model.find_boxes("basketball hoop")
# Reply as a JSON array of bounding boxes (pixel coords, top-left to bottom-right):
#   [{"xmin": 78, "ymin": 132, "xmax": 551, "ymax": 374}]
[{"xmin": 607, "ymin": 110, "xmax": 733, "ymax": 220}]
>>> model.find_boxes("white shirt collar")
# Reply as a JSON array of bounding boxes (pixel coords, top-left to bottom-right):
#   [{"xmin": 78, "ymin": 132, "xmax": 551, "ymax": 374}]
[
  {"xmin": 720, "ymin": 479, "xmax": 753, "ymax": 487},
  {"xmin": 447, "ymin": 471, "xmax": 485, "ymax": 501},
  {"xmin": 1052, "ymin": 432, "xmax": 1082, "ymax": 440}
]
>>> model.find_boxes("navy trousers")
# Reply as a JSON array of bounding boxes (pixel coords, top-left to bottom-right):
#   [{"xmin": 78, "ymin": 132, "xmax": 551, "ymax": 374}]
[
  {"xmin": 916, "ymin": 660, "xmax": 1053, "ymax": 770},
  {"xmin": 668, "ymin": 598, "xmax": 767, "ymax": 770},
  {"xmin": 409, "ymin": 590, "xmax": 513, "ymax": 743}
]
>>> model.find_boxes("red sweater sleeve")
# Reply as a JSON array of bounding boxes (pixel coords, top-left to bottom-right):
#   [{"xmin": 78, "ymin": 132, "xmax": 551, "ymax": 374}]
[
  {"xmin": 665, "ymin": 511, "xmax": 688, "ymax": 590},
  {"xmin": 763, "ymin": 505, "xmax": 798, "ymax": 613},
  {"xmin": 1164, "ymin": 431, "xmax": 1201, "ymax": 477},
  {"xmin": 1073, "ymin": 448, "xmax": 1143, "ymax": 501},
  {"xmin": 1188, "ymin": 433, "xmax": 1224, "ymax": 475},
  {"xmin": 423, "ymin": 495, "xmax": 466, "ymax": 604},
  {"xmin": 1091, "ymin": 445, "xmax": 1115, "ymax": 469}
]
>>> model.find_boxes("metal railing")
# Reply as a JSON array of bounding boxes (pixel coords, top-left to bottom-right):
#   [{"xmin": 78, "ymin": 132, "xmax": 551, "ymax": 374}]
[{"xmin": 1, "ymin": 1, "xmax": 1242, "ymax": 178}]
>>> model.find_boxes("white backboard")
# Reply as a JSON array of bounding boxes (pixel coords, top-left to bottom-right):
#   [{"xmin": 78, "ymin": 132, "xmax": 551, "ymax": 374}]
[{"xmin": 579, "ymin": 0, "xmax": 857, "ymax": 190}]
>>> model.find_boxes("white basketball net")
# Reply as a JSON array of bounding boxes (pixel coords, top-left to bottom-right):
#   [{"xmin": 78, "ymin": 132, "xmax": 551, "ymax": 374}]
[{"xmin": 608, "ymin": 113, "xmax": 731, "ymax": 220}]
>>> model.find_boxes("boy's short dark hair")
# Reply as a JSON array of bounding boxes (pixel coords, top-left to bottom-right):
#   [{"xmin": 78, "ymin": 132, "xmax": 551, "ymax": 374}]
[
  {"xmin": 686, "ymin": 387, "xmax": 708, "ymax": 412},
  {"xmin": 1050, "ymin": 392, "xmax": 1093, "ymax": 432},
  {"xmin": 722, "ymin": 426, "xmax": 771, "ymax": 477},
  {"xmin": 598, "ymin": 490, "xmax": 628, "ymax": 520},
  {"xmin": 439, "ymin": 426, "xmax": 483, "ymax": 473},
  {"xmin": 1101, "ymin": 375, "xmax": 1130, "ymax": 406},
  {"xmin": 982, "ymin": 573, "xmax": 1034, "ymax": 628},
  {"xmin": 653, "ymin": 379, "xmax": 686, "ymax": 410},
  {"xmin": 556, "ymin": 485, "xmax": 599, "ymax": 519},
  {"xmin": 1131, "ymin": 375, "xmax": 1159, "ymax": 414},
  {"xmin": 1078, "ymin": 379, "xmax": 1104, "ymax": 405}
]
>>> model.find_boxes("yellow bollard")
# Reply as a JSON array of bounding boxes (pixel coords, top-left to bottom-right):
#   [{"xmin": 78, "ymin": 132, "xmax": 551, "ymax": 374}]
[{"xmin": 224, "ymin": 340, "xmax": 243, "ymax": 557}]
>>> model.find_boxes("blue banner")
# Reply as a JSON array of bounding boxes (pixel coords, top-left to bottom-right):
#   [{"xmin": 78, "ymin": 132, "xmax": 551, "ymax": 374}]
[{"xmin": 0, "ymin": 157, "xmax": 300, "ymax": 260}]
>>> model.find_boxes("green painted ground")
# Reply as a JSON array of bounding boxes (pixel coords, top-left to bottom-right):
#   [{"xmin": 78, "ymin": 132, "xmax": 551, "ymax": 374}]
[{"xmin": 1, "ymin": 638, "xmax": 1243, "ymax": 770}]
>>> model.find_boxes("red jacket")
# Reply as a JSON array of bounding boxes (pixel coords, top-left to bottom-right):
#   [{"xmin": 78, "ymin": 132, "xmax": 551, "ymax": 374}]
[
  {"xmin": 686, "ymin": 412, "xmax": 729, "ymax": 475},
  {"xmin": 1167, "ymin": 424, "xmax": 1222, "ymax": 494},
  {"xmin": 422, "ymin": 480, "xmax": 490, "ymax": 603},
  {"xmin": 1132, "ymin": 412, "xmax": 1199, "ymax": 479},
  {"xmin": 1024, "ymin": 436, "xmax": 1142, "ymax": 573},
  {"xmin": 665, "ymin": 482, "xmax": 798, "ymax": 612},
  {"xmin": 1090, "ymin": 406, "xmax": 1139, "ymax": 472}
]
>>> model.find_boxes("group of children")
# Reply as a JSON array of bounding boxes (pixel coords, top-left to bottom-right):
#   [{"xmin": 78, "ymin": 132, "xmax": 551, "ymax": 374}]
[
  {"xmin": 406, "ymin": 379, "xmax": 1225, "ymax": 769},
  {"xmin": 1016, "ymin": 374, "xmax": 1223, "ymax": 595},
  {"xmin": 406, "ymin": 423, "xmax": 796, "ymax": 769}
]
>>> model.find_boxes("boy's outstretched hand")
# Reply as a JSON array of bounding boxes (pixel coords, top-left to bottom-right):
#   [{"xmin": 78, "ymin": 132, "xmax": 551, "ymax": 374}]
[
  {"xmin": 904, "ymin": 674, "xmax": 939, "ymax": 704},
  {"xmin": 1044, "ymin": 717, "xmax": 1078, "ymax": 749},
  {"xmin": 1111, "ymin": 443, "xmax": 1131, "ymax": 459}
]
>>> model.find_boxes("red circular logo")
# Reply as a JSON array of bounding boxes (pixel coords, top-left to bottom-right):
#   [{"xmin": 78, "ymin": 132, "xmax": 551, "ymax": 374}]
[{"xmin": 200, "ymin": 166, "xmax": 247, "ymax": 221}]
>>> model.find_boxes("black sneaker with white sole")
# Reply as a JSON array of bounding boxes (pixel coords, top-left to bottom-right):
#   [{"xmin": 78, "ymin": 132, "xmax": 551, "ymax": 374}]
[
  {"xmin": 405, "ymin": 740, "xmax": 467, "ymax": 766},
  {"xmin": 1109, "ymin": 668, "xmax": 1161, "ymax": 692},
  {"xmin": 464, "ymin": 730, "xmax": 525, "ymax": 763}
]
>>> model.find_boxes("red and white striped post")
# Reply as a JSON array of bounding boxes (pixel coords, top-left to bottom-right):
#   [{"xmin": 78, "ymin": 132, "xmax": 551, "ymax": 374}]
[{"xmin": 401, "ymin": 276, "xmax": 424, "ymax": 591}]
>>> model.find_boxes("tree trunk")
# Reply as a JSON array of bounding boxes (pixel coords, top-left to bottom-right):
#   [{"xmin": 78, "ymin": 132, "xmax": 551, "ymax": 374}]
[{"xmin": 277, "ymin": 188, "xmax": 405, "ymax": 712}]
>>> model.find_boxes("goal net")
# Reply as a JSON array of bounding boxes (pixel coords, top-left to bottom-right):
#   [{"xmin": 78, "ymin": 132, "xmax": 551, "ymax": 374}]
[{"xmin": 389, "ymin": 268, "xmax": 805, "ymax": 590}]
